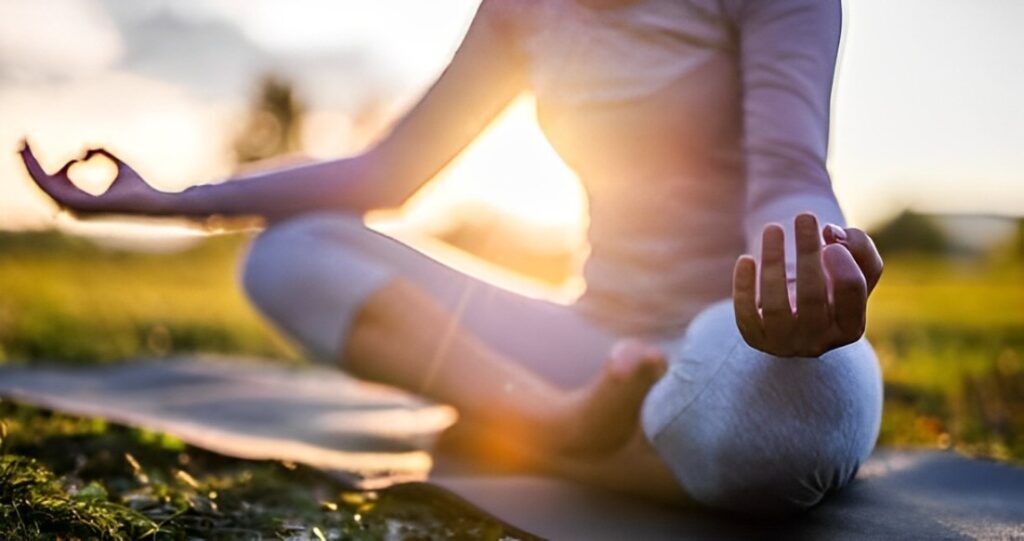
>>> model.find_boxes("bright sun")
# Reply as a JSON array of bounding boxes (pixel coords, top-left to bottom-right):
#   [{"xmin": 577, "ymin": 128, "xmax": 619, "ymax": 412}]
[
  {"xmin": 366, "ymin": 94, "xmax": 589, "ymax": 298},
  {"xmin": 383, "ymin": 95, "xmax": 587, "ymax": 236}
]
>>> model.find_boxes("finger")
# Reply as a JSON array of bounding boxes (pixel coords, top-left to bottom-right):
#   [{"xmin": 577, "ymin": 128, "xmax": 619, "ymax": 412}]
[
  {"xmin": 823, "ymin": 244, "xmax": 867, "ymax": 339},
  {"xmin": 83, "ymin": 147, "xmax": 124, "ymax": 166},
  {"xmin": 842, "ymin": 227, "xmax": 884, "ymax": 294},
  {"xmin": 733, "ymin": 255, "xmax": 765, "ymax": 347},
  {"xmin": 55, "ymin": 159, "xmax": 80, "ymax": 178},
  {"xmin": 19, "ymin": 144, "xmax": 75, "ymax": 201},
  {"xmin": 825, "ymin": 225, "xmax": 883, "ymax": 294},
  {"xmin": 759, "ymin": 224, "xmax": 795, "ymax": 337},
  {"xmin": 823, "ymin": 222, "xmax": 845, "ymax": 245},
  {"xmin": 795, "ymin": 213, "xmax": 829, "ymax": 330},
  {"xmin": 19, "ymin": 141, "xmax": 51, "ymax": 183}
]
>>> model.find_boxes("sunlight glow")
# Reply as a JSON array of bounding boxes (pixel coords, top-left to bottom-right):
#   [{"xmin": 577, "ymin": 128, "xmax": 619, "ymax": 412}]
[
  {"xmin": 369, "ymin": 94, "xmax": 590, "ymax": 300},
  {"xmin": 395, "ymin": 95, "xmax": 588, "ymax": 233}
]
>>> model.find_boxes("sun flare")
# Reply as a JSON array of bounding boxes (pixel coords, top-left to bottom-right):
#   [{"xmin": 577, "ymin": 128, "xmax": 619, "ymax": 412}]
[
  {"xmin": 367, "ymin": 94, "xmax": 590, "ymax": 298},
  {"xmin": 384, "ymin": 95, "xmax": 587, "ymax": 239}
]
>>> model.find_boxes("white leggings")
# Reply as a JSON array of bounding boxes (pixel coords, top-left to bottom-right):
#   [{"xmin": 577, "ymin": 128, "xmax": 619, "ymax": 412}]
[{"xmin": 242, "ymin": 213, "xmax": 883, "ymax": 516}]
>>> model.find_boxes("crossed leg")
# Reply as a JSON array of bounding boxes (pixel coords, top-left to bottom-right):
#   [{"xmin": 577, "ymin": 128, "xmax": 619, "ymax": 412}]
[
  {"xmin": 242, "ymin": 212, "xmax": 884, "ymax": 516},
  {"xmin": 241, "ymin": 212, "xmax": 666, "ymax": 464}
]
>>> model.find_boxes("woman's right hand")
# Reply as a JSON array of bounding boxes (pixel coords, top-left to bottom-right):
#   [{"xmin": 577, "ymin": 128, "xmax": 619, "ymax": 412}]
[{"xmin": 19, "ymin": 141, "xmax": 173, "ymax": 216}]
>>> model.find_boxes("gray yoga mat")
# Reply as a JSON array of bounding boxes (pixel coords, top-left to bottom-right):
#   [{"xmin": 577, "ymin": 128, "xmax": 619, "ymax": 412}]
[
  {"xmin": 0, "ymin": 356, "xmax": 457, "ymax": 489},
  {"xmin": 433, "ymin": 450, "xmax": 1024, "ymax": 540},
  {"xmin": 1, "ymin": 357, "xmax": 1022, "ymax": 540}
]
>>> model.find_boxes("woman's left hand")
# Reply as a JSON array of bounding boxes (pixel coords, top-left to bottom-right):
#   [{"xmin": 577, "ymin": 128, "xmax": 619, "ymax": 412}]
[{"xmin": 732, "ymin": 212, "xmax": 883, "ymax": 357}]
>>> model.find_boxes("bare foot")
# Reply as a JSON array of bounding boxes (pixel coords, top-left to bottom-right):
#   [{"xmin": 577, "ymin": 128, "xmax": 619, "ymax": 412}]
[
  {"xmin": 550, "ymin": 339, "xmax": 667, "ymax": 456},
  {"xmin": 435, "ymin": 339, "xmax": 667, "ymax": 469}
]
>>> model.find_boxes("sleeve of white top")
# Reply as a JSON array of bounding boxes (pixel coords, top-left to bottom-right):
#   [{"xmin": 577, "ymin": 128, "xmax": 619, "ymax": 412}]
[{"xmin": 733, "ymin": 0, "xmax": 846, "ymax": 280}]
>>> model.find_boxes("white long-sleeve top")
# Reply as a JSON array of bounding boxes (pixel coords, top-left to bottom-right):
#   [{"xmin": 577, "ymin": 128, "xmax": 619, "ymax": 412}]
[{"xmin": 511, "ymin": 0, "xmax": 846, "ymax": 337}]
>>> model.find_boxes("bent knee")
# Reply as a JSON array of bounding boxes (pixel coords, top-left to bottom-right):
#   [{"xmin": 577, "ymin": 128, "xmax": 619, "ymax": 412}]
[
  {"xmin": 645, "ymin": 373, "xmax": 879, "ymax": 517},
  {"xmin": 702, "ymin": 451, "xmax": 861, "ymax": 517},
  {"xmin": 242, "ymin": 213, "xmax": 366, "ymax": 308},
  {"xmin": 642, "ymin": 300, "xmax": 882, "ymax": 517},
  {"xmin": 240, "ymin": 212, "xmax": 394, "ymax": 360}
]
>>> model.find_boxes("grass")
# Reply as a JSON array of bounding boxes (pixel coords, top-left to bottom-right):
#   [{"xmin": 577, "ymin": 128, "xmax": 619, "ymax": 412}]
[
  {"xmin": 0, "ymin": 231, "xmax": 294, "ymax": 365},
  {"xmin": 867, "ymin": 253, "xmax": 1024, "ymax": 461},
  {"xmin": 0, "ymin": 404, "xmax": 535, "ymax": 540},
  {"xmin": 0, "ymin": 228, "xmax": 1022, "ymax": 537}
]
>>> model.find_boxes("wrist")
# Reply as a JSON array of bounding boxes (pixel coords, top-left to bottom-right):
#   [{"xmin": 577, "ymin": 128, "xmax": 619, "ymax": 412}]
[
  {"xmin": 168, "ymin": 184, "xmax": 211, "ymax": 216},
  {"xmin": 147, "ymin": 190, "xmax": 180, "ymax": 215}
]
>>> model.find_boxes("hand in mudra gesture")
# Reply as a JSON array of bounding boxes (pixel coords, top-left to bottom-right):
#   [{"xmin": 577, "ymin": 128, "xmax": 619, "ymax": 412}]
[
  {"xmin": 19, "ymin": 141, "xmax": 168, "ymax": 216},
  {"xmin": 733, "ymin": 213, "xmax": 883, "ymax": 358}
]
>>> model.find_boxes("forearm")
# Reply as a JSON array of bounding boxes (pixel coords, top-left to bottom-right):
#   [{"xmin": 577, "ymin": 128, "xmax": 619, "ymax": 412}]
[
  {"xmin": 736, "ymin": 0, "xmax": 843, "ymax": 270},
  {"xmin": 157, "ymin": 2, "xmax": 525, "ymax": 222},
  {"xmin": 162, "ymin": 151, "xmax": 404, "ymax": 222}
]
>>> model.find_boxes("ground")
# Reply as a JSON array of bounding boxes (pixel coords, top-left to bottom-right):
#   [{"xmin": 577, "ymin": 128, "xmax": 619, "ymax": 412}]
[{"xmin": 0, "ymin": 230, "xmax": 1021, "ymax": 538}]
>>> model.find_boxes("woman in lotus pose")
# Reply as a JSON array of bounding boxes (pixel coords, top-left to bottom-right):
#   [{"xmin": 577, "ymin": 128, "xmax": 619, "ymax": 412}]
[{"xmin": 22, "ymin": 0, "xmax": 883, "ymax": 516}]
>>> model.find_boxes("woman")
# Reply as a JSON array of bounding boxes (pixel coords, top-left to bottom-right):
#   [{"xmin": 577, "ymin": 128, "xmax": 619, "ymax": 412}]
[{"xmin": 21, "ymin": 0, "xmax": 884, "ymax": 516}]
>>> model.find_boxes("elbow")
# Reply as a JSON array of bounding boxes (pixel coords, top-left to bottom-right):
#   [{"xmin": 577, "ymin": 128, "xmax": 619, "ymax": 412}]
[
  {"xmin": 323, "ymin": 189, "xmax": 404, "ymax": 216},
  {"xmin": 360, "ymin": 180, "xmax": 415, "ymax": 212},
  {"xmin": 368, "ymin": 193, "xmax": 409, "ymax": 213}
]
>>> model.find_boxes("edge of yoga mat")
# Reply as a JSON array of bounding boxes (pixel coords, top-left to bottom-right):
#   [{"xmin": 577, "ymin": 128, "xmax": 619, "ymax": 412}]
[
  {"xmin": 431, "ymin": 450, "xmax": 1024, "ymax": 540},
  {"xmin": 0, "ymin": 356, "xmax": 457, "ymax": 489}
]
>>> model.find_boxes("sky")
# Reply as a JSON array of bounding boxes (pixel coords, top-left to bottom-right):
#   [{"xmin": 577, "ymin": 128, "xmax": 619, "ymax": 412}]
[{"xmin": 0, "ymin": 0, "xmax": 1022, "ymax": 238}]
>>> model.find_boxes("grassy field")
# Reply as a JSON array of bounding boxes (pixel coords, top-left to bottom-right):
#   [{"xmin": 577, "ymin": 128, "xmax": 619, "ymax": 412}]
[
  {"xmin": 1, "ymin": 229, "xmax": 1022, "ymax": 538},
  {"xmin": 867, "ymin": 251, "xmax": 1024, "ymax": 461}
]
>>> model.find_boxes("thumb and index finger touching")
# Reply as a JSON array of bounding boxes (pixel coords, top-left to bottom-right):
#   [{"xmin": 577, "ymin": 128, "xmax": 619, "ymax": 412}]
[
  {"xmin": 824, "ymin": 223, "xmax": 883, "ymax": 293},
  {"xmin": 20, "ymin": 139, "xmax": 127, "ymax": 175},
  {"xmin": 19, "ymin": 139, "xmax": 133, "ymax": 196}
]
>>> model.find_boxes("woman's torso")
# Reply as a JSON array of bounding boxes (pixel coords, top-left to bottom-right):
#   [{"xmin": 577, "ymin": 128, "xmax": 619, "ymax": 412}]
[{"xmin": 518, "ymin": 0, "xmax": 748, "ymax": 337}]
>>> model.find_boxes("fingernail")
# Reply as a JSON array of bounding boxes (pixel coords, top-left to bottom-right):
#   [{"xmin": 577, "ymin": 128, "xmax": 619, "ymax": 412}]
[
  {"xmin": 796, "ymin": 212, "xmax": 816, "ymax": 226},
  {"xmin": 825, "ymin": 224, "xmax": 847, "ymax": 244}
]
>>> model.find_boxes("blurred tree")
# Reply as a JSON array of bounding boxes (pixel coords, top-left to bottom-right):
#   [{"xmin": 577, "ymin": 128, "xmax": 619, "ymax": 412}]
[
  {"xmin": 233, "ymin": 75, "xmax": 305, "ymax": 164},
  {"xmin": 870, "ymin": 210, "xmax": 950, "ymax": 256}
]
